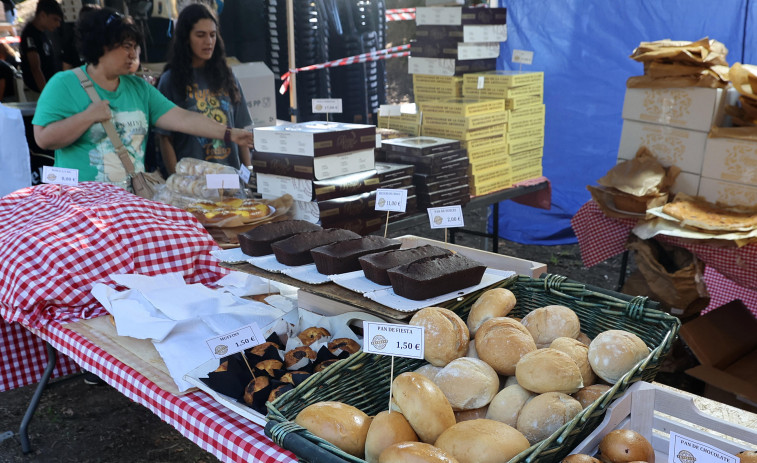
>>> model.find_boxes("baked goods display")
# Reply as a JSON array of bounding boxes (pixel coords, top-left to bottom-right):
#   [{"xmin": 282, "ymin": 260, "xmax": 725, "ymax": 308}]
[
  {"xmin": 434, "ymin": 419, "xmax": 531, "ymax": 463},
  {"xmin": 550, "ymin": 337, "xmax": 596, "ymax": 387},
  {"xmin": 387, "ymin": 253, "xmax": 486, "ymax": 301},
  {"xmin": 660, "ymin": 193, "xmax": 757, "ymax": 232},
  {"xmin": 515, "ymin": 348, "xmax": 584, "ymax": 394},
  {"xmin": 485, "ymin": 384, "xmax": 535, "ymax": 427},
  {"xmin": 310, "ymin": 236, "xmax": 402, "ymax": 275},
  {"xmin": 359, "ymin": 245, "xmax": 453, "ymax": 285},
  {"xmin": 475, "ymin": 317, "xmax": 536, "ymax": 375},
  {"xmin": 588, "ymin": 330, "xmax": 649, "ymax": 384},
  {"xmin": 521, "ymin": 305, "xmax": 581, "ymax": 348},
  {"xmin": 271, "ymin": 228, "xmax": 361, "ymax": 266},
  {"xmin": 597, "ymin": 429, "xmax": 655, "ymax": 463},
  {"xmin": 186, "ymin": 198, "xmax": 271, "ymax": 226},
  {"xmin": 466, "ymin": 288, "xmax": 517, "ymax": 336},
  {"xmin": 516, "ymin": 392, "xmax": 583, "ymax": 445},
  {"xmin": 378, "ymin": 442, "xmax": 459, "ymax": 463},
  {"xmin": 432, "ymin": 357, "xmax": 499, "ymax": 410},
  {"xmin": 573, "ymin": 384, "xmax": 611, "ymax": 409},
  {"xmin": 294, "ymin": 401, "xmax": 372, "ymax": 458},
  {"xmin": 238, "ymin": 220, "xmax": 322, "ymax": 256},
  {"xmin": 365, "ymin": 411, "xmax": 419, "ymax": 463},
  {"xmin": 409, "ymin": 307, "xmax": 469, "ymax": 367},
  {"xmin": 390, "ymin": 372, "xmax": 457, "ymax": 444}
]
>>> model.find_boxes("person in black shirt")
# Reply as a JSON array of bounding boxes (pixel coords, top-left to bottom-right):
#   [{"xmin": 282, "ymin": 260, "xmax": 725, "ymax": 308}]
[
  {"xmin": 0, "ymin": 42, "xmax": 20, "ymax": 100},
  {"xmin": 20, "ymin": 0, "xmax": 63, "ymax": 93}
]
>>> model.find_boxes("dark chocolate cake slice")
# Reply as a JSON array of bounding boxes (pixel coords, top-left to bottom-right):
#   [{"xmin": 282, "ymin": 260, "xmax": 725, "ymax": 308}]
[
  {"xmin": 310, "ymin": 236, "xmax": 402, "ymax": 275},
  {"xmin": 387, "ymin": 253, "xmax": 486, "ymax": 300},
  {"xmin": 238, "ymin": 220, "xmax": 322, "ymax": 257},
  {"xmin": 358, "ymin": 245, "xmax": 453, "ymax": 286},
  {"xmin": 271, "ymin": 229, "xmax": 360, "ymax": 266}
]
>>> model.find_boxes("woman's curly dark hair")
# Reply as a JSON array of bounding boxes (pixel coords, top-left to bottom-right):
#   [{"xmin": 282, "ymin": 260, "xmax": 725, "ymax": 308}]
[
  {"xmin": 76, "ymin": 8, "xmax": 143, "ymax": 66},
  {"xmin": 163, "ymin": 3, "xmax": 241, "ymax": 103}
]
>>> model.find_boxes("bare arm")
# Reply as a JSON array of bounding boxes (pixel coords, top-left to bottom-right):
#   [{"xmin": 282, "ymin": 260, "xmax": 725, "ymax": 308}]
[
  {"xmin": 34, "ymin": 100, "xmax": 111, "ymax": 150},
  {"xmin": 238, "ymin": 144, "xmax": 251, "ymax": 168},
  {"xmin": 26, "ymin": 50, "xmax": 47, "ymax": 92},
  {"xmin": 158, "ymin": 133, "xmax": 178, "ymax": 175},
  {"xmin": 155, "ymin": 107, "xmax": 253, "ymax": 148}
]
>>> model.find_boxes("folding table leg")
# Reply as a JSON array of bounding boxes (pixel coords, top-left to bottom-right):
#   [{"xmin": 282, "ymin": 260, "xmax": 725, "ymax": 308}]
[{"xmin": 19, "ymin": 341, "xmax": 58, "ymax": 454}]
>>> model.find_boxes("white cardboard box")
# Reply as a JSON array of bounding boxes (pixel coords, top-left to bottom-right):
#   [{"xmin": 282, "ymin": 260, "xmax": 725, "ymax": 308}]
[
  {"xmin": 256, "ymin": 173, "xmax": 312, "ymax": 201},
  {"xmin": 702, "ymin": 137, "xmax": 757, "ymax": 187},
  {"xmin": 622, "ymin": 87, "xmax": 724, "ymax": 133},
  {"xmin": 669, "ymin": 171, "xmax": 701, "ymax": 197},
  {"xmin": 618, "ymin": 119, "xmax": 709, "ymax": 174},
  {"xmin": 697, "ymin": 177, "xmax": 757, "ymax": 208},
  {"xmin": 232, "ymin": 62, "xmax": 276, "ymax": 128}
]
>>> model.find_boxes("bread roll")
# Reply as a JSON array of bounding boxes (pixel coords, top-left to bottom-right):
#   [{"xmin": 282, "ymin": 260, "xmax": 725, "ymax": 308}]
[
  {"xmin": 433, "ymin": 358, "xmax": 499, "ymax": 410},
  {"xmin": 409, "ymin": 307, "xmax": 470, "ymax": 367},
  {"xmin": 563, "ymin": 454, "xmax": 602, "ymax": 463},
  {"xmin": 454, "ymin": 406, "xmax": 488, "ymax": 423},
  {"xmin": 392, "ymin": 372, "xmax": 456, "ymax": 443},
  {"xmin": 598, "ymin": 429, "xmax": 654, "ymax": 463},
  {"xmin": 737, "ymin": 451, "xmax": 757, "ymax": 463},
  {"xmin": 379, "ymin": 442, "xmax": 460, "ymax": 463},
  {"xmin": 294, "ymin": 401, "xmax": 372, "ymax": 457},
  {"xmin": 588, "ymin": 330, "xmax": 649, "ymax": 384},
  {"xmin": 550, "ymin": 337, "xmax": 596, "ymax": 387},
  {"xmin": 503, "ymin": 375, "xmax": 520, "ymax": 388},
  {"xmin": 435, "ymin": 419, "xmax": 530, "ymax": 463},
  {"xmin": 415, "ymin": 364, "xmax": 443, "ymax": 382},
  {"xmin": 467, "ymin": 288, "xmax": 517, "ymax": 337},
  {"xmin": 485, "ymin": 384, "xmax": 535, "ymax": 427},
  {"xmin": 516, "ymin": 392, "xmax": 582, "ymax": 445},
  {"xmin": 577, "ymin": 332, "xmax": 592, "ymax": 346},
  {"xmin": 573, "ymin": 384, "xmax": 611, "ymax": 409},
  {"xmin": 476, "ymin": 317, "xmax": 536, "ymax": 375},
  {"xmin": 465, "ymin": 339, "xmax": 479, "ymax": 359},
  {"xmin": 515, "ymin": 348, "xmax": 584, "ymax": 394},
  {"xmin": 521, "ymin": 305, "xmax": 581, "ymax": 348},
  {"xmin": 365, "ymin": 410, "xmax": 418, "ymax": 463}
]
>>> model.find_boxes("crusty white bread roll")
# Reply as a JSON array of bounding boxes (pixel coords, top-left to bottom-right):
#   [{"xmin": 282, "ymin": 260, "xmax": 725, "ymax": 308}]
[
  {"xmin": 434, "ymin": 419, "xmax": 531, "ymax": 463},
  {"xmin": 577, "ymin": 332, "xmax": 592, "ymax": 346},
  {"xmin": 391, "ymin": 372, "xmax": 456, "ymax": 444},
  {"xmin": 521, "ymin": 305, "xmax": 581, "ymax": 348},
  {"xmin": 378, "ymin": 441, "xmax": 460, "ymax": 463},
  {"xmin": 409, "ymin": 307, "xmax": 470, "ymax": 367},
  {"xmin": 467, "ymin": 288, "xmax": 517, "ymax": 337},
  {"xmin": 588, "ymin": 330, "xmax": 649, "ymax": 384},
  {"xmin": 294, "ymin": 401, "xmax": 372, "ymax": 457},
  {"xmin": 414, "ymin": 364, "xmax": 443, "ymax": 382},
  {"xmin": 573, "ymin": 384, "xmax": 611, "ymax": 409},
  {"xmin": 433, "ymin": 357, "xmax": 499, "ymax": 411},
  {"xmin": 454, "ymin": 406, "xmax": 488, "ymax": 423},
  {"xmin": 365, "ymin": 410, "xmax": 418, "ymax": 463},
  {"xmin": 465, "ymin": 339, "xmax": 479, "ymax": 359},
  {"xmin": 485, "ymin": 384, "xmax": 535, "ymax": 427},
  {"xmin": 550, "ymin": 337, "xmax": 596, "ymax": 387},
  {"xmin": 475, "ymin": 317, "xmax": 536, "ymax": 376},
  {"xmin": 515, "ymin": 348, "xmax": 584, "ymax": 394},
  {"xmin": 516, "ymin": 392, "xmax": 582, "ymax": 445}
]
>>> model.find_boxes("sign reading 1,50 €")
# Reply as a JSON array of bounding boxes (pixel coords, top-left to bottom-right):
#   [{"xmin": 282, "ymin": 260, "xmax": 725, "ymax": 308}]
[{"xmin": 363, "ymin": 321, "xmax": 424, "ymax": 359}]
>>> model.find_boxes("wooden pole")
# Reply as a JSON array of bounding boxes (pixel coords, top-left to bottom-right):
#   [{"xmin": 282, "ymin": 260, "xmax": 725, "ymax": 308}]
[{"xmin": 286, "ymin": 0, "xmax": 298, "ymax": 122}]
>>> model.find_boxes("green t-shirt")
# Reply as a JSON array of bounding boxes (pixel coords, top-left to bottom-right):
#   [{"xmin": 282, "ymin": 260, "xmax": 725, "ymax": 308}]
[{"xmin": 33, "ymin": 66, "xmax": 175, "ymax": 184}]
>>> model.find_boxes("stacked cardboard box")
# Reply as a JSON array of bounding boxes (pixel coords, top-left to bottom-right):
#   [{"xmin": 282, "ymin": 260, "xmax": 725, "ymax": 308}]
[
  {"xmin": 381, "ymin": 137, "xmax": 470, "ymax": 209},
  {"xmin": 412, "ymin": 75, "xmax": 463, "ymax": 103},
  {"xmin": 252, "ymin": 122, "xmax": 382, "ymax": 233},
  {"xmin": 463, "ymin": 71, "xmax": 545, "ymax": 189},
  {"xmin": 376, "ymin": 104, "xmax": 422, "ymax": 136},
  {"xmin": 375, "ymin": 162, "xmax": 418, "ymax": 221}
]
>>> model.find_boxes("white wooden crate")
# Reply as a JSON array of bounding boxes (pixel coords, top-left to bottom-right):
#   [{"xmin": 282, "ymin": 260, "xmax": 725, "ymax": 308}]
[{"xmin": 571, "ymin": 382, "xmax": 757, "ymax": 461}]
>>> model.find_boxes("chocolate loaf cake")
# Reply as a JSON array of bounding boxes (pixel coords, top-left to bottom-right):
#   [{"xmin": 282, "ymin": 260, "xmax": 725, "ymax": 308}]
[
  {"xmin": 358, "ymin": 245, "xmax": 453, "ymax": 286},
  {"xmin": 310, "ymin": 236, "xmax": 402, "ymax": 275},
  {"xmin": 387, "ymin": 253, "xmax": 486, "ymax": 300},
  {"xmin": 271, "ymin": 229, "xmax": 361, "ymax": 266},
  {"xmin": 238, "ymin": 220, "xmax": 322, "ymax": 257}
]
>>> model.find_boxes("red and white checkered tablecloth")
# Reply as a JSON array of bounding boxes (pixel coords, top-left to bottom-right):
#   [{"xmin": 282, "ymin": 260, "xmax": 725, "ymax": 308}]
[{"xmin": 571, "ymin": 200, "xmax": 757, "ymax": 316}]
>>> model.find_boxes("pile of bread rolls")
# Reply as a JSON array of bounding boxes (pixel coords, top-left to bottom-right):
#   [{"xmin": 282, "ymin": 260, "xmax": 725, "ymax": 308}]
[{"xmin": 291, "ymin": 287, "xmax": 653, "ymax": 463}]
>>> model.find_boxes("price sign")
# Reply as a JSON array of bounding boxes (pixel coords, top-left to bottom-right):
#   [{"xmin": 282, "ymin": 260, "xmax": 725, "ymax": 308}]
[
  {"xmin": 375, "ymin": 188, "xmax": 408, "ymax": 213},
  {"xmin": 512, "ymin": 49, "xmax": 534, "ymax": 65},
  {"xmin": 312, "ymin": 98, "xmax": 343, "ymax": 114},
  {"xmin": 42, "ymin": 166, "xmax": 78, "ymax": 186},
  {"xmin": 477, "ymin": 76, "xmax": 486, "ymax": 89},
  {"xmin": 206, "ymin": 173, "xmax": 240, "ymax": 189},
  {"xmin": 363, "ymin": 322, "xmax": 424, "ymax": 359},
  {"xmin": 378, "ymin": 104, "xmax": 402, "ymax": 117},
  {"xmin": 205, "ymin": 323, "xmax": 266, "ymax": 359},
  {"xmin": 427, "ymin": 205, "xmax": 464, "ymax": 229},
  {"xmin": 668, "ymin": 432, "xmax": 738, "ymax": 463},
  {"xmin": 239, "ymin": 164, "xmax": 252, "ymax": 184}
]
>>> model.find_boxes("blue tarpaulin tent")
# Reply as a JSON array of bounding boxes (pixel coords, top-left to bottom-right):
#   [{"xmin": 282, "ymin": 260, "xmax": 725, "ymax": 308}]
[{"xmin": 494, "ymin": 0, "xmax": 756, "ymax": 244}]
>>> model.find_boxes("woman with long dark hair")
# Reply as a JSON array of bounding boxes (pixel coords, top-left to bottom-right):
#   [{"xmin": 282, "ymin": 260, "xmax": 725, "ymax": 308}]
[{"xmin": 156, "ymin": 3, "xmax": 251, "ymax": 174}]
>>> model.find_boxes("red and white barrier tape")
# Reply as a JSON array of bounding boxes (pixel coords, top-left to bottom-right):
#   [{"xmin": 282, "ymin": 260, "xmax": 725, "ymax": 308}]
[
  {"xmin": 279, "ymin": 44, "xmax": 411, "ymax": 94},
  {"xmin": 386, "ymin": 8, "xmax": 415, "ymax": 21},
  {"xmin": 0, "ymin": 36, "xmax": 19, "ymax": 45}
]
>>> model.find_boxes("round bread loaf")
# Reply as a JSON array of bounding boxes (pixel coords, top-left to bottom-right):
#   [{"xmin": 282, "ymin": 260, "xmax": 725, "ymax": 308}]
[
  {"xmin": 588, "ymin": 330, "xmax": 649, "ymax": 384},
  {"xmin": 435, "ymin": 419, "xmax": 530, "ymax": 463},
  {"xmin": 485, "ymin": 384, "xmax": 535, "ymax": 427},
  {"xmin": 476, "ymin": 317, "xmax": 536, "ymax": 375},
  {"xmin": 598, "ymin": 429, "xmax": 655, "ymax": 463},
  {"xmin": 515, "ymin": 348, "xmax": 584, "ymax": 394},
  {"xmin": 433, "ymin": 358, "xmax": 499, "ymax": 411},
  {"xmin": 577, "ymin": 332, "xmax": 592, "ymax": 346},
  {"xmin": 467, "ymin": 288, "xmax": 517, "ymax": 337},
  {"xmin": 573, "ymin": 384, "xmax": 611, "ymax": 409},
  {"xmin": 516, "ymin": 392, "xmax": 582, "ymax": 445},
  {"xmin": 454, "ymin": 406, "xmax": 488, "ymax": 423},
  {"xmin": 415, "ymin": 364, "xmax": 443, "ymax": 382},
  {"xmin": 563, "ymin": 454, "xmax": 602, "ymax": 463},
  {"xmin": 550, "ymin": 337, "xmax": 596, "ymax": 387},
  {"xmin": 521, "ymin": 305, "xmax": 581, "ymax": 348},
  {"xmin": 392, "ymin": 372, "xmax": 456, "ymax": 443},
  {"xmin": 737, "ymin": 451, "xmax": 757, "ymax": 463},
  {"xmin": 294, "ymin": 401, "xmax": 372, "ymax": 457},
  {"xmin": 364, "ymin": 410, "xmax": 418, "ymax": 463},
  {"xmin": 378, "ymin": 442, "xmax": 460, "ymax": 463},
  {"xmin": 409, "ymin": 307, "xmax": 470, "ymax": 367}
]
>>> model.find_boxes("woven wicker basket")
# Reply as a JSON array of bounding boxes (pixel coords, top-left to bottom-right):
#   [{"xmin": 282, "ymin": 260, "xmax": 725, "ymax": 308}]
[{"xmin": 265, "ymin": 274, "xmax": 681, "ymax": 463}]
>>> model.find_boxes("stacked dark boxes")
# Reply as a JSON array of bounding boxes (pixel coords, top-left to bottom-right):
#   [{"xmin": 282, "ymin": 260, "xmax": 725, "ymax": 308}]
[
  {"xmin": 252, "ymin": 122, "xmax": 383, "ymax": 234},
  {"xmin": 375, "ymin": 162, "xmax": 417, "ymax": 221},
  {"xmin": 380, "ymin": 137, "xmax": 470, "ymax": 210}
]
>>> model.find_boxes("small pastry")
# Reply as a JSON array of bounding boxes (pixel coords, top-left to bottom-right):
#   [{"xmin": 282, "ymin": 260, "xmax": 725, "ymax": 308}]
[
  {"xmin": 214, "ymin": 361, "xmax": 229, "ymax": 372},
  {"xmin": 243, "ymin": 376, "xmax": 270, "ymax": 406},
  {"xmin": 255, "ymin": 359, "xmax": 283, "ymax": 376},
  {"xmin": 327, "ymin": 338, "xmax": 361, "ymax": 355},
  {"xmin": 284, "ymin": 346, "xmax": 317, "ymax": 368},
  {"xmin": 314, "ymin": 358, "xmax": 340, "ymax": 373},
  {"xmin": 250, "ymin": 341, "xmax": 280, "ymax": 357},
  {"xmin": 297, "ymin": 327, "xmax": 331, "ymax": 346},
  {"xmin": 281, "ymin": 371, "xmax": 310, "ymax": 385},
  {"xmin": 267, "ymin": 384, "xmax": 294, "ymax": 403}
]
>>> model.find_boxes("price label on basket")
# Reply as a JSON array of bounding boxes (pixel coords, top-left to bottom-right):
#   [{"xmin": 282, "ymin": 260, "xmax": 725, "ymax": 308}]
[
  {"xmin": 363, "ymin": 322, "xmax": 424, "ymax": 359},
  {"xmin": 427, "ymin": 205, "xmax": 465, "ymax": 229},
  {"xmin": 312, "ymin": 98, "xmax": 343, "ymax": 114},
  {"xmin": 206, "ymin": 173, "xmax": 240, "ymax": 189},
  {"xmin": 668, "ymin": 432, "xmax": 738, "ymax": 463},
  {"xmin": 375, "ymin": 188, "xmax": 408, "ymax": 213},
  {"xmin": 42, "ymin": 166, "xmax": 78, "ymax": 186},
  {"xmin": 205, "ymin": 323, "xmax": 266, "ymax": 359}
]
